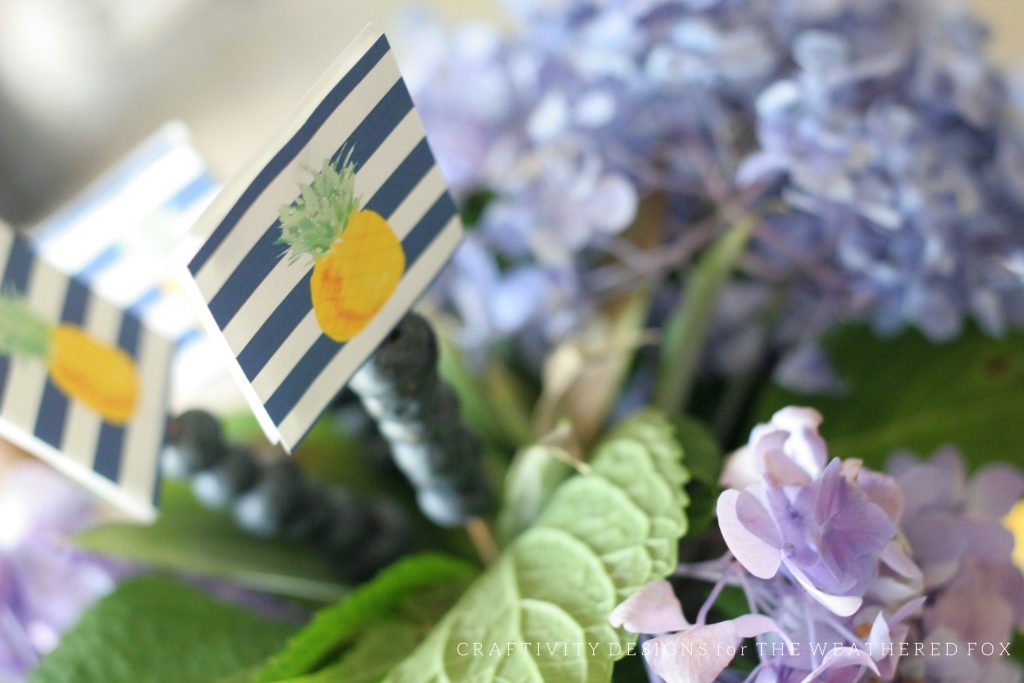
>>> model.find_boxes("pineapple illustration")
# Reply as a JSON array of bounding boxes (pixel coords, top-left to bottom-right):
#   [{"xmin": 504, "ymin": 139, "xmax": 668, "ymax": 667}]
[
  {"xmin": 0, "ymin": 294, "xmax": 139, "ymax": 424},
  {"xmin": 278, "ymin": 150, "xmax": 406, "ymax": 342}
]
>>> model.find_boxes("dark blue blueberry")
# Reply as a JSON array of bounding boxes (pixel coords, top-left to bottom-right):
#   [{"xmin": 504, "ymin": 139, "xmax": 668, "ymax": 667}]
[
  {"xmin": 417, "ymin": 475, "xmax": 495, "ymax": 527},
  {"xmin": 231, "ymin": 459, "xmax": 304, "ymax": 537},
  {"xmin": 339, "ymin": 500, "xmax": 410, "ymax": 582},
  {"xmin": 190, "ymin": 444, "xmax": 260, "ymax": 509},
  {"xmin": 162, "ymin": 410, "xmax": 226, "ymax": 477},
  {"xmin": 349, "ymin": 314, "xmax": 438, "ymax": 399},
  {"xmin": 321, "ymin": 489, "xmax": 373, "ymax": 555},
  {"xmin": 282, "ymin": 483, "xmax": 334, "ymax": 541},
  {"xmin": 389, "ymin": 431, "xmax": 482, "ymax": 486}
]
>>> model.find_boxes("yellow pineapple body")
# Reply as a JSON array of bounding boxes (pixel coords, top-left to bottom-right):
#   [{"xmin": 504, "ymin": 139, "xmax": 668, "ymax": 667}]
[
  {"xmin": 1007, "ymin": 499, "xmax": 1024, "ymax": 572},
  {"xmin": 310, "ymin": 210, "xmax": 405, "ymax": 342},
  {"xmin": 49, "ymin": 324, "xmax": 140, "ymax": 424}
]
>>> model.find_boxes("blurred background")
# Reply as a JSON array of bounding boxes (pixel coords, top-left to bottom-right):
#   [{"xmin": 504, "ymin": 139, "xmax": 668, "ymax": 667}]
[{"xmin": 0, "ymin": 0, "xmax": 1020, "ymax": 227}]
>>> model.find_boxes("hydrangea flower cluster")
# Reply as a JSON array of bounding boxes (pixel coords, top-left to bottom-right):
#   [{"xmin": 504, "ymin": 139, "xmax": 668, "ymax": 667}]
[
  {"xmin": 0, "ymin": 462, "xmax": 119, "ymax": 680},
  {"xmin": 610, "ymin": 407, "xmax": 1024, "ymax": 682},
  {"xmin": 397, "ymin": 0, "xmax": 1024, "ymax": 383},
  {"xmin": 886, "ymin": 447, "xmax": 1024, "ymax": 682}
]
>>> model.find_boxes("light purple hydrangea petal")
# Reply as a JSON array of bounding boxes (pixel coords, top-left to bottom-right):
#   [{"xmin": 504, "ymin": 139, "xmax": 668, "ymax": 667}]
[
  {"xmin": 717, "ymin": 489, "xmax": 783, "ymax": 579},
  {"xmin": 609, "ymin": 579, "xmax": 689, "ymax": 635}
]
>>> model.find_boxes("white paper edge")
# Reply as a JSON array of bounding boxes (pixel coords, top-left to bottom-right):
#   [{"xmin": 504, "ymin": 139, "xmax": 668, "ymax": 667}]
[{"xmin": 0, "ymin": 415, "xmax": 157, "ymax": 522}]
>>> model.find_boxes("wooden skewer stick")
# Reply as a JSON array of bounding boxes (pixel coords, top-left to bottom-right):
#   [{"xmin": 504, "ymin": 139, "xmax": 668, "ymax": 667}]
[{"xmin": 465, "ymin": 517, "xmax": 499, "ymax": 566}]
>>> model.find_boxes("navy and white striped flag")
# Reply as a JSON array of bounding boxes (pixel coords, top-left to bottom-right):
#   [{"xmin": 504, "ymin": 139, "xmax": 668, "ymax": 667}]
[
  {"xmin": 33, "ymin": 123, "xmax": 222, "ymax": 410},
  {"xmin": 0, "ymin": 220, "xmax": 174, "ymax": 520},
  {"xmin": 179, "ymin": 28, "xmax": 464, "ymax": 450}
]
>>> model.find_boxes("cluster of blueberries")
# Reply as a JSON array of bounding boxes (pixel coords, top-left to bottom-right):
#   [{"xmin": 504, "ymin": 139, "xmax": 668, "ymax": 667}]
[
  {"xmin": 348, "ymin": 313, "xmax": 494, "ymax": 527},
  {"xmin": 161, "ymin": 313, "xmax": 493, "ymax": 581}
]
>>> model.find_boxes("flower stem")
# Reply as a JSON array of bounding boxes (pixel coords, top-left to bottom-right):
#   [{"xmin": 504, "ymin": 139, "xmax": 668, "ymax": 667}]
[{"xmin": 654, "ymin": 214, "xmax": 756, "ymax": 415}]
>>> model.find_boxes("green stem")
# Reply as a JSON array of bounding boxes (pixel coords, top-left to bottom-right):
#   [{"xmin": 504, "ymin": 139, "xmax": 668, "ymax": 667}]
[{"xmin": 654, "ymin": 214, "xmax": 756, "ymax": 416}]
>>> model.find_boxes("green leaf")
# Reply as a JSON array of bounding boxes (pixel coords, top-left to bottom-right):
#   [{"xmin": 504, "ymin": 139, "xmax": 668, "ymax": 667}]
[
  {"xmin": 437, "ymin": 333, "xmax": 534, "ymax": 451},
  {"xmin": 77, "ymin": 481, "xmax": 344, "ymax": 603},
  {"xmin": 31, "ymin": 577, "xmax": 295, "ymax": 683},
  {"xmin": 496, "ymin": 445, "xmax": 575, "ymax": 544},
  {"xmin": 655, "ymin": 216, "xmax": 755, "ymax": 415},
  {"xmin": 384, "ymin": 411, "xmax": 689, "ymax": 683},
  {"xmin": 274, "ymin": 621, "xmax": 420, "ymax": 683},
  {"xmin": 756, "ymin": 325, "xmax": 1024, "ymax": 469},
  {"xmin": 673, "ymin": 415, "xmax": 722, "ymax": 536},
  {"xmin": 251, "ymin": 554, "xmax": 478, "ymax": 683}
]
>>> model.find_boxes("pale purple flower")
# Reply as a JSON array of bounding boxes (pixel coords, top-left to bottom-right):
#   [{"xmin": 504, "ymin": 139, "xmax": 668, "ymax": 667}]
[
  {"xmin": 611, "ymin": 579, "xmax": 795, "ymax": 683},
  {"xmin": 0, "ymin": 462, "xmax": 119, "ymax": 680},
  {"xmin": 717, "ymin": 407, "xmax": 898, "ymax": 615},
  {"xmin": 887, "ymin": 447, "xmax": 1024, "ymax": 683}
]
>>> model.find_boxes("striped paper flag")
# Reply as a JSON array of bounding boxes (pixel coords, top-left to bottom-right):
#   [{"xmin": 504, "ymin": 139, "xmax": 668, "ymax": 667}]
[
  {"xmin": 179, "ymin": 28, "xmax": 464, "ymax": 450},
  {"xmin": 32, "ymin": 123, "xmax": 226, "ymax": 410},
  {"xmin": 0, "ymin": 220, "xmax": 174, "ymax": 520}
]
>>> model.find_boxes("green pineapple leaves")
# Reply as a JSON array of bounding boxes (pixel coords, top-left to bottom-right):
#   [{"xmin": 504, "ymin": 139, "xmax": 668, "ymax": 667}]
[
  {"xmin": 0, "ymin": 292, "xmax": 52, "ymax": 360},
  {"xmin": 278, "ymin": 149, "xmax": 362, "ymax": 264},
  {"xmin": 384, "ymin": 411, "xmax": 690, "ymax": 683}
]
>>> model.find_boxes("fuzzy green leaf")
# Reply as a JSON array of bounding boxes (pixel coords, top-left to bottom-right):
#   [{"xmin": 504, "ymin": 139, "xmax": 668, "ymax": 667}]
[
  {"xmin": 384, "ymin": 411, "xmax": 689, "ymax": 683},
  {"xmin": 496, "ymin": 445, "xmax": 575, "ymax": 544},
  {"xmin": 30, "ymin": 578, "xmax": 295, "ymax": 683}
]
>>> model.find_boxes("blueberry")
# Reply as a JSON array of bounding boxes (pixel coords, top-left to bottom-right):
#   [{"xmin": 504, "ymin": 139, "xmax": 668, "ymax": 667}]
[
  {"xmin": 190, "ymin": 444, "xmax": 260, "ymax": 509},
  {"xmin": 232, "ymin": 460, "xmax": 304, "ymax": 537},
  {"xmin": 349, "ymin": 314, "xmax": 438, "ymax": 399},
  {"xmin": 358, "ymin": 436, "xmax": 397, "ymax": 474},
  {"xmin": 282, "ymin": 483, "xmax": 334, "ymax": 541},
  {"xmin": 339, "ymin": 500, "xmax": 410, "ymax": 582},
  {"xmin": 162, "ymin": 410, "xmax": 226, "ymax": 477},
  {"xmin": 417, "ymin": 475, "xmax": 495, "ymax": 527},
  {"xmin": 374, "ymin": 383, "xmax": 461, "ymax": 442},
  {"xmin": 389, "ymin": 431, "xmax": 482, "ymax": 486},
  {"xmin": 320, "ymin": 489, "xmax": 373, "ymax": 554},
  {"xmin": 332, "ymin": 396, "xmax": 377, "ymax": 438}
]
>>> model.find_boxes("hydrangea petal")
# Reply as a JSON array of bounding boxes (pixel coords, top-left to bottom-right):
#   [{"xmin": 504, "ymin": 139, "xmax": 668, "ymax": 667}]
[
  {"xmin": 717, "ymin": 489, "xmax": 783, "ymax": 579},
  {"xmin": 610, "ymin": 580, "xmax": 689, "ymax": 635},
  {"xmin": 785, "ymin": 562, "xmax": 862, "ymax": 617},
  {"xmin": 966, "ymin": 465, "xmax": 1024, "ymax": 519},
  {"xmin": 799, "ymin": 646, "xmax": 879, "ymax": 683}
]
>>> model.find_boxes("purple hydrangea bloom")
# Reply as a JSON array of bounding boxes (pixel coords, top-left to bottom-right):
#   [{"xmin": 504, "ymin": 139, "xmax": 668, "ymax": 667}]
[
  {"xmin": 0, "ymin": 461, "xmax": 120, "ymax": 680},
  {"xmin": 622, "ymin": 410, "xmax": 1024, "ymax": 682},
  {"xmin": 887, "ymin": 448, "xmax": 1024, "ymax": 682},
  {"xmin": 717, "ymin": 407, "xmax": 899, "ymax": 615},
  {"xmin": 397, "ymin": 0, "xmax": 1024, "ymax": 388}
]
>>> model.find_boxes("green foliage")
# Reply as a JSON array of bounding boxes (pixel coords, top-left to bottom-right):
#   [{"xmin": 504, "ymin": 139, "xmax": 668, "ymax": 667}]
[
  {"xmin": 438, "ymin": 333, "xmax": 534, "ymax": 452},
  {"xmin": 655, "ymin": 216, "xmax": 755, "ymax": 415},
  {"xmin": 250, "ymin": 554, "xmax": 478, "ymax": 683},
  {"xmin": 278, "ymin": 150, "xmax": 361, "ymax": 263},
  {"xmin": 30, "ymin": 577, "xmax": 295, "ymax": 683},
  {"xmin": 383, "ymin": 412, "xmax": 689, "ymax": 683},
  {"xmin": 496, "ymin": 444, "xmax": 575, "ymax": 544},
  {"xmin": 272, "ymin": 621, "xmax": 420, "ymax": 683},
  {"xmin": 0, "ymin": 291, "xmax": 52, "ymax": 360},
  {"xmin": 673, "ymin": 415, "xmax": 722, "ymax": 535},
  {"xmin": 77, "ymin": 480, "xmax": 344, "ymax": 602},
  {"xmin": 757, "ymin": 324, "xmax": 1024, "ymax": 469},
  {"xmin": 459, "ymin": 188, "xmax": 497, "ymax": 227}
]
